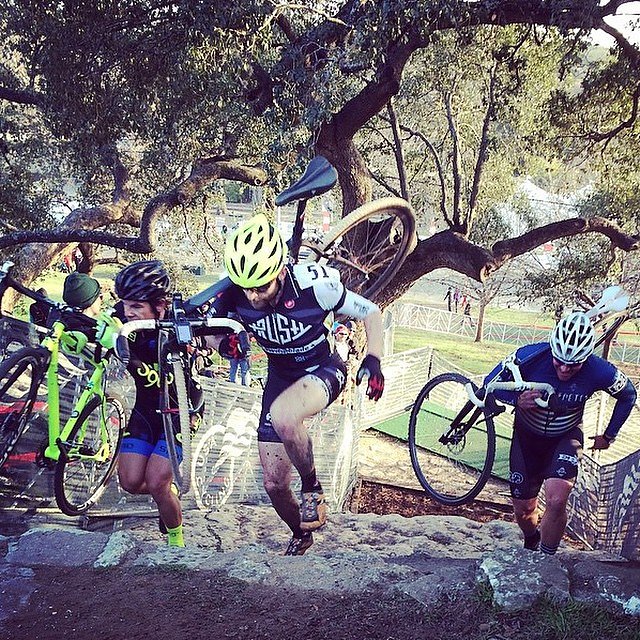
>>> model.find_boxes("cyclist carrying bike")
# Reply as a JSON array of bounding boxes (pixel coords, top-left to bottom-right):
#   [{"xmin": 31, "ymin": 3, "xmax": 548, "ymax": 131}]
[
  {"xmin": 113, "ymin": 260, "xmax": 195, "ymax": 547},
  {"xmin": 485, "ymin": 311, "xmax": 637, "ymax": 555},
  {"xmin": 207, "ymin": 214, "xmax": 385, "ymax": 555}
]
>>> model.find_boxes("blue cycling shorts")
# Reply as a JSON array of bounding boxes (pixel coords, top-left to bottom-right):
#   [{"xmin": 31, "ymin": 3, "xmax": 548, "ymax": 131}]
[{"xmin": 120, "ymin": 406, "xmax": 183, "ymax": 461}]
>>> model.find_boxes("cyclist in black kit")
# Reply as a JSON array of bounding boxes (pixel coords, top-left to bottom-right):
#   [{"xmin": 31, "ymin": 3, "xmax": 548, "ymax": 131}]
[
  {"xmin": 114, "ymin": 260, "xmax": 192, "ymax": 547},
  {"xmin": 208, "ymin": 214, "xmax": 385, "ymax": 555}
]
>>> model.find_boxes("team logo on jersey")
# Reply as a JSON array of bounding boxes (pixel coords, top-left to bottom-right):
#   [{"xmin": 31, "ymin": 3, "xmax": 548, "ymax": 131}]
[
  {"xmin": 249, "ymin": 313, "xmax": 312, "ymax": 344},
  {"xmin": 136, "ymin": 362, "xmax": 173, "ymax": 388},
  {"xmin": 284, "ymin": 299, "xmax": 295, "ymax": 309},
  {"xmin": 608, "ymin": 370, "xmax": 628, "ymax": 395}
]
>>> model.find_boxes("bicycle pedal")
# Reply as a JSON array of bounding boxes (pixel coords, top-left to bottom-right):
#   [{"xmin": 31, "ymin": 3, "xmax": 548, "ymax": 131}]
[{"xmin": 77, "ymin": 445, "xmax": 97, "ymax": 456}]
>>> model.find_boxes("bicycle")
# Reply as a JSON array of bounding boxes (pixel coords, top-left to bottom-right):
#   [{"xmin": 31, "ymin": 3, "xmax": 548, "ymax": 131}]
[
  {"xmin": 185, "ymin": 156, "xmax": 417, "ymax": 313},
  {"xmin": 113, "ymin": 295, "xmax": 243, "ymax": 495},
  {"xmin": 0, "ymin": 262, "xmax": 125, "ymax": 515},
  {"xmin": 407, "ymin": 285, "xmax": 632, "ymax": 506}
]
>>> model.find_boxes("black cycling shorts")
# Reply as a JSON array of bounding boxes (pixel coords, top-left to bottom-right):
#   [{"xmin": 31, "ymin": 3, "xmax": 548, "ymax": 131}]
[
  {"xmin": 509, "ymin": 423, "xmax": 583, "ymax": 500},
  {"xmin": 257, "ymin": 354, "xmax": 347, "ymax": 443}
]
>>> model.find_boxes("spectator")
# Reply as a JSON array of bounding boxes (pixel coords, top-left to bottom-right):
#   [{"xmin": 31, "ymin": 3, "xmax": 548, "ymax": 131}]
[
  {"xmin": 62, "ymin": 252, "xmax": 73, "ymax": 273},
  {"xmin": 61, "ymin": 272, "xmax": 103, "ymax": 341},
  {"xmin": 444, "ymin": 286, "xmax": 453, "ymax": 312},
  {"xmin": 332, "ymin": 321, "xmax": 356, "ymax": 363},
  {"xmin": 453, "ymin": 288, "xmax": 460, "ymax": 313},
  {"xmin": 463, "ymin": 300, "xmax": 475, "ymax": 328},
  {"xmin": 73, "ymin": 248, "xmax": 84, "ymax": 271},
  {"xmin": 229, "ymin": 333, "xmax": 252, "ymax": 386},
  {"xmin": 62, "ymin": 272, "xmax": 102, "ymax": 317}
]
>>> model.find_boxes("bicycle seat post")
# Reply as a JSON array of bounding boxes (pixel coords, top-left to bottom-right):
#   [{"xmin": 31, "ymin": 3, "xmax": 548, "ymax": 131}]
[{"xmin": 288, "ymin": 198, "xmax": 309, "ymax": 264}]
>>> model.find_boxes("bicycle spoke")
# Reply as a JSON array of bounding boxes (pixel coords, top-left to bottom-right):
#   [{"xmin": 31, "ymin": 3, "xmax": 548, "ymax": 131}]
[
  {"xmin": 55, "ymin": 395, "xmax": 124, "ymax": 515},
  {"xmin": 316, "ymin": 198, "xmax": 416, "ymax": 302},
  {"xmin": 409, "ymin": 372, "xmax": 496, "ymax": 505}
]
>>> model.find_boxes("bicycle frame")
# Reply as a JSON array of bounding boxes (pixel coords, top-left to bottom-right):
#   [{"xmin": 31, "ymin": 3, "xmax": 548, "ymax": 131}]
[
  {"xmin": 183, "ymin": 156, "xmax": 415, "ymax": 314},
  {"xmin": 41, "ymin": 321, "xmax": 110, "ymax": 464},
  {"xmin": 466, "ymin": 356, "xmax": 556, "ymax": 411},
  {"xmin": 274, "ymin": 155, "xmax": 338, "ymax": 263},
  {"xmin": 0, "ymin": 261, "xmax": 115, "ymax": 466}
]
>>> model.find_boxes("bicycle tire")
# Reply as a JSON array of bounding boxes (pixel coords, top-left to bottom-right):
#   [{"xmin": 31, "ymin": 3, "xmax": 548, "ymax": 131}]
[
  {"xmin": 163, "ymin": 355, "xmax": 192, "ymax": 494},
  {"xmin": 309, "ymin": 197, "xmax": 417, "ymax": 302},
  {"xmin": 54, "ymin": 394, "xmax": 125, "ymax": 516},
  {"xmin": 0, "ymin": 347, "xmax": 49, "ymax": 469},
  {"xmin": 408, "ymin": 372, "xmax": 496, "ymax": 506}
]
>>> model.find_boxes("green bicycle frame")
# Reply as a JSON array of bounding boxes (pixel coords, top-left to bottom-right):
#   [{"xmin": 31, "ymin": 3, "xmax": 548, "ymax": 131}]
[{"xmin": 41, "ymin": 321, "xmax": 109, "ymax": 462}]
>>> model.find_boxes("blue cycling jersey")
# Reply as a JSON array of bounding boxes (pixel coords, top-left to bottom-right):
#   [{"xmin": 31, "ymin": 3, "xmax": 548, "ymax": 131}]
[{"xmin": 485, "ymin": 343, "xmax": 636, "ymax": 439}]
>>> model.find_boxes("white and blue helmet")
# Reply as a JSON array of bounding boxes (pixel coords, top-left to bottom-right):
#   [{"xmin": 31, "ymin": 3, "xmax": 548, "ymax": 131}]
[{"xmin": 550, "ymin": 311, "xmax": 595, "ymax": 364}]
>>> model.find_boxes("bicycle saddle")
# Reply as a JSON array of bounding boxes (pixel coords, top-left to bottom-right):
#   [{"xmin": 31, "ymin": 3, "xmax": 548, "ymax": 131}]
[
  {"xmin": 183, "ymin": 276, "xmax": 233, "ymax": 316},
  {"xmin": 275, "ymin": 156, "xmax": 338, "ymax": 206}
]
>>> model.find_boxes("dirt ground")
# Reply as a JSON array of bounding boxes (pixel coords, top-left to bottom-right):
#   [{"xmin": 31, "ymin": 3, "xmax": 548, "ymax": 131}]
[{"xmin": 3, "ymin": 481, "xmax": 594, "ymax": 640}]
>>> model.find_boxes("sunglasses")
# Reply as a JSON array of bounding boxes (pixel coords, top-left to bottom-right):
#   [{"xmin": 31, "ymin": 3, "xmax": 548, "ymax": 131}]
[
  {"xmin": 552, "ymin": 358, "xmax": 583, "ymax": 370},
  {"xmin": 335, "ymin": 332, "xmax": 348, "ymax": 337},
  {"xmin": 242, "ymin": 280, "xmax": 274, "ymax": 294}
]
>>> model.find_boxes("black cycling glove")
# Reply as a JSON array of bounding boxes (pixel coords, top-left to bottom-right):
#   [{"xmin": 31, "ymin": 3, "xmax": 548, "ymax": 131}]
[{"xmin": 356, "ymin": 354, "xmax": 385, "ymax": 401}]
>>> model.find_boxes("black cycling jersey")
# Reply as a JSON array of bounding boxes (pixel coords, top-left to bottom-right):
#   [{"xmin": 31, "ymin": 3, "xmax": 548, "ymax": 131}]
[{"xmin": 209, "ymin": 263, "xmax": 378, "ymax": 374}]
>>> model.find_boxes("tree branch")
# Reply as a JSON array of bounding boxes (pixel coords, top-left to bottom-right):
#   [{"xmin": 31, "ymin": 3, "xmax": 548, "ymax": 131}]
[
  {"xmin": 0, "ymin": 85, "xmax": 45, "ymax": 107},
  {"xmin": 492, "ymin": 216, "xmax": 640, "ymax": 262},
  {"xmin": 445, "ymin": 93, "xmax": 463, "ymax": 230},
  {"xmin": 398, "ymin": 124, "xmax": 449, "ymax": 226},
  {"xmin": 468, "ymin": 63, "xmax": 497, "ymax": 222},
  {"xmin": 0, "ymin": 157, "xmax": 267, "ymax": 251},
  {"xmin": 386, "ymin": 100, "xmax": 409, "ymax": 201}
]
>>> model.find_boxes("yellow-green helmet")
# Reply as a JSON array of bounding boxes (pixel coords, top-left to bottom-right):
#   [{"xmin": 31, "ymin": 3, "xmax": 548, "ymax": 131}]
[{"xmin": 224, "ymin": 214, "xmax": 288, "ymax": 288}]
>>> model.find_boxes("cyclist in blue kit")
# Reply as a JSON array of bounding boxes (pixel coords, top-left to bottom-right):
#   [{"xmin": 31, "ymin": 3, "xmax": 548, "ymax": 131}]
[
  {"xmin": 207, "ymin": 214, "xmax": 385, "ymax": 556},
  {"xmin": 486, "ymin": 311, "xmax": 636, "ymax": 555}
]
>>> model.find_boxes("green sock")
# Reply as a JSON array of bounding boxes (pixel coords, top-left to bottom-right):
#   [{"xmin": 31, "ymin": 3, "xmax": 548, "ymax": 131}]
[{"xmin": 167, "ymin": 524, "xmax": 185, "ymax": 547}]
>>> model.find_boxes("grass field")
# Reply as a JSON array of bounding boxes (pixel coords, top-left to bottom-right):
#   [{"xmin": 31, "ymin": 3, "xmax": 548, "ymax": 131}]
[{"xmin": 393, "ymin": 326, "xmax": 514, "ymax": 374}]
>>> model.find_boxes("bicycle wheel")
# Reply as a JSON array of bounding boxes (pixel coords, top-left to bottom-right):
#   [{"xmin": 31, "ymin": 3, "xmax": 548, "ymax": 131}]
[
  {"xmin": 408, "ymin": 372, "xmax": 496, "ymax": 506},
  {"xmin": 309, "ymin": 197, "xmax": 417, "ymax": 302},
  {"xmin": 54, "ymin": 394, "xmax": 125, "ymax": 516},
  {"xmin": 163, "ymin": 355, "xmax": 192, "ymax": 494},
  {"xmin": 0, "ymin": 347, "xmax": 48, "ymax": 468}
]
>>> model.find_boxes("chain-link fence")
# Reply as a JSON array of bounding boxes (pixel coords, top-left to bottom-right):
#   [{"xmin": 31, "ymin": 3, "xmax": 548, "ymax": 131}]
[{"xmin": 394, "ymin": 303, "xmax": 640, "ymax": 370}]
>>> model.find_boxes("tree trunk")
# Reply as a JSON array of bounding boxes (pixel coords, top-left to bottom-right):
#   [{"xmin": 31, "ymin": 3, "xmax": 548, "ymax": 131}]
[{"xmin": 475, "ymin": 299, "xmax": 487, "ymax": 343}]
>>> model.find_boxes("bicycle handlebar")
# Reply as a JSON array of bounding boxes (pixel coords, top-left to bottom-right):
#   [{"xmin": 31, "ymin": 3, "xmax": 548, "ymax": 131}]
[
  {"xmin": 114, "ymin": 317, "xmax": 244, "ymax": 365},
  {"xmin": 0, "ymin": 260, "xmax": 63, "ymax": 314},
  {"xmin": 466, "ymin": 380, "xmax": 556, "ymax": 409}
]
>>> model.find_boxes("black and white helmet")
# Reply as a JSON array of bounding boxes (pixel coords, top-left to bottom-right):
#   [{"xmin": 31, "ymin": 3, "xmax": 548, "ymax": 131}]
[
  {"xmin": 550, "ymin": 311, "xmax": 595, "ymax": 364},
  {"xmin": 115, "ymin": 260, "xmax": 171, "ymax": 301}
]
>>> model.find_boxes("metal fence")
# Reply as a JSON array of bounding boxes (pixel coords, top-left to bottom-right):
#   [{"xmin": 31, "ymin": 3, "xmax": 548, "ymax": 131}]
[{"xmin": 394, "ymin": 303, "xmax": 640, "ymax": 368}]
